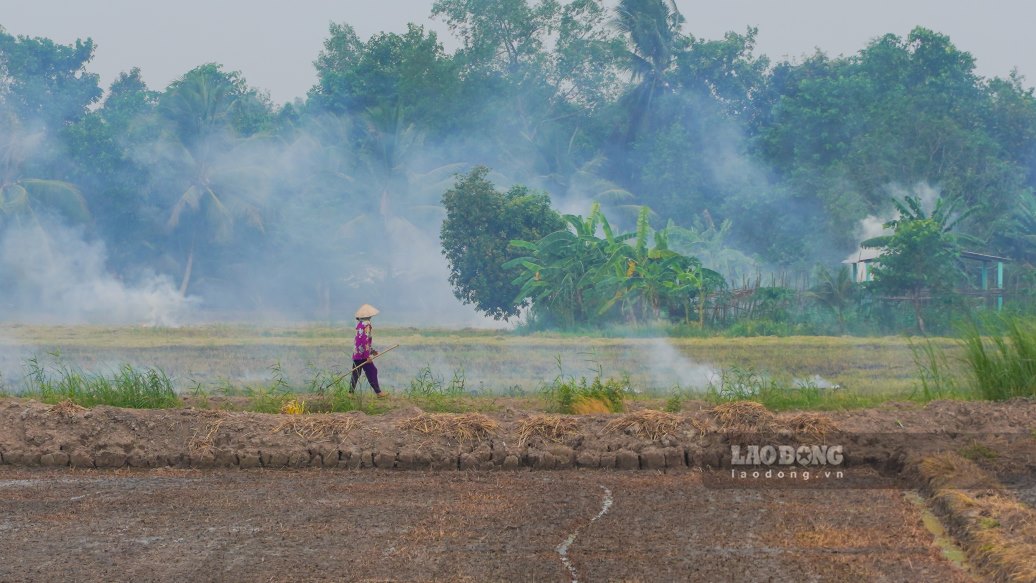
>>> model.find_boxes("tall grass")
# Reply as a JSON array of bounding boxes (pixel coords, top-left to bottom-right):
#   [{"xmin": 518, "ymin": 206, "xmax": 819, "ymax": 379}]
[
  {"xmin": 24, "ymin": 354, "xmax": 179, "ymax": 409},
  {"xmin": 540, "ymin": 355, "xmax": 631, "ymax": 414},
  {"xmin": 704, "ymin": 365, "xmax": 890, "ymax": 411},
  {"xmin": 403, "ymin": 365, "xmax": 472, "ymax": 412},
  {"xmin": 960, "ymin": 315, "xmax": 1036, "ymax": 400},
  {"xmin": 908, "ymin": 336, "xmax": 969, "ymax": 401}
]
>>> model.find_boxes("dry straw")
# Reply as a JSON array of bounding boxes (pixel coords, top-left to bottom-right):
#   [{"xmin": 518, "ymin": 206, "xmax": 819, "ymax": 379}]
[
  {"xmin": 712, "ymin": 401, "xmax": 774, "ymax": 430},
  {"xmin": 398, "ymin": 413, "xmax": 498, "ymax": 442},
  {"xmin": 604, "ymin": 410, "xmax": 682, "ymax": 441},
  {"xmin": 188, "ymin": 411, "xmax": 230, "ymax": 453},
  {"xmin": 47, "ymin": 399, "xmax": 86, "ymax": 417},
  {"xmin": 273, "ymin": 415, "xmax": 357, "ymax": 441},
  {"xmin": 779, "ymin": 413, "xmax": 838, "ymax": 438},
  {"xmin": 516, "ymin": 414, "xmax": 580, "ymax": 447}
]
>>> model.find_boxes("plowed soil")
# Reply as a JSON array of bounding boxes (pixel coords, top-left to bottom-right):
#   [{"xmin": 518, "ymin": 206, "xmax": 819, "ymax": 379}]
[
  {"xmin": 2, "ymin": 397, "xmax": 1035, "ymax": 582},
  {"xmin": 0, "ymin": 468, "xmax": 971, "ymax": 583}
]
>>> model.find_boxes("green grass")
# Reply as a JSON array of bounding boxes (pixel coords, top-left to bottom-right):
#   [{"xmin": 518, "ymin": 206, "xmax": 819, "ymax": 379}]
[
  {"xmin": 23, "ymin": 353, "xmax": 179, "ymax": 409},
  {"xmin": 540, "ymin": 356, "xmax": 631, "ymax": 414},
  {"xmin": 402, "ymin": 365, "xmax": 475, "ymax": 412},
  {"xmin": 960, "ymin": 314, "xmax": 1036, "ymax": 400},
  {"xmin": 0, "ymin": 323, "xmax": 997, "ymax": 413},
  {"xmin": 702, "ymin": 364, "xmax": 910, "ymax": 411},
  {"xmin": 959, "ymin": 441, "xmax": 999, "ymax": 461}
]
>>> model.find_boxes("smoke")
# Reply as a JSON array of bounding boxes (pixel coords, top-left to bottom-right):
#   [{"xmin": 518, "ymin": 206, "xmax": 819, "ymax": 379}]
[
  {"xmin": 638, "ymin": 338, "xmax": 718, "ymax": 389},
  {"xmin": 0, "ymin": 221, "xmax": 194, "ymax": 326},
  {"xmin": 844, "ymin": 182, "xmax": 941, "ymax": 263}
]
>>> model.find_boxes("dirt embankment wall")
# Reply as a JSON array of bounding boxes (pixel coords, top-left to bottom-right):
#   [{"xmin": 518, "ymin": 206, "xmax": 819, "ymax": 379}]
[{"xmin": 2, "ymin": 398, "xmax": 1034, "ymax": 475}]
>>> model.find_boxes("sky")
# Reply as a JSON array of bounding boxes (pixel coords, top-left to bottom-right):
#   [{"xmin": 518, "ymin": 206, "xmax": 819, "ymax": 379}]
[{"xmin": 2, "ymin": 0, "xmax": 1033, "ymax": 104}]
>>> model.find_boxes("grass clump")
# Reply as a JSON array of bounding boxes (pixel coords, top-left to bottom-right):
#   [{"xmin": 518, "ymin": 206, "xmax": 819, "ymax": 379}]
[
  {"xmin": 712, "ymin": 401, "xmax": 774, "ymax": 430},
  {"xmin": 663, "ymin": 391, "xmax": 683, "ymax": 413},
  {"xmin": 959, "ymin": 441, "xmax": 999, "ymax": 461},
  {"xmin": 543, "ymin": 375, "xmax": 629, "ymax": 414},
  {"xmin": 404, "ymin": 365, "xmax": 472, "ymax": 412},
  {"xmin": 908, "ymin": 336, "xmax": 973, "ymax": 401},
  {"xmin": 273, "ymin": 415, "xmax": 356, "ymax": 440},
  {"xmin": 24, "ymin": 353, "xmax": 179, "ymax": 409},
  {"xmin": 704, "ymin": 365, "xmax": 884, "ymax": 411},
  {"xmin": 960, "ymin": 314, "xmax": 1036, "ymax": 400}
]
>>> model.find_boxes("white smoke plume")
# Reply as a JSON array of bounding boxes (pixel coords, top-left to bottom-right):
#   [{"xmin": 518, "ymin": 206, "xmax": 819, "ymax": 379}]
[
  {"xmin": 0, "ymin": 221, "xmax": 195, "ymax": 326},
  {"xmin": 639, "ymin": 338, "xmax": 718, "ymax": 389},
  {"xmin": 845, "ymin": 182, "xmax": 944, "ymax": 264}
]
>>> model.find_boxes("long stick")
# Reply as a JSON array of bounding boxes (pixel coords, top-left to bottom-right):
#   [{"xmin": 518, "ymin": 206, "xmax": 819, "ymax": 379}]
[
  {"xmin": 348, "ymin": 343, "xmax": 399, "ymax": 374},
  {"xmin": 319, "ymin": 344, "xmax": 400, "ymax": 393}
]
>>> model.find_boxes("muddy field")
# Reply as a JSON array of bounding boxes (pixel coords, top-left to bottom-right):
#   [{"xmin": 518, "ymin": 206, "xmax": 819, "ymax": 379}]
[
  {"xmin": 2, "ymin": 397, "xmax": 1035, "ymax": 582},
  {"xmin": 0, "ymin": 468, "xmax": 975, "ymax": 583}
]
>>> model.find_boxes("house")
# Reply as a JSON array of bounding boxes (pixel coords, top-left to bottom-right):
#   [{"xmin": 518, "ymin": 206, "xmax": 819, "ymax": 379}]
[{"xmin": 843, "ymin": 249, "xmax": 1009, "ymax": 310}]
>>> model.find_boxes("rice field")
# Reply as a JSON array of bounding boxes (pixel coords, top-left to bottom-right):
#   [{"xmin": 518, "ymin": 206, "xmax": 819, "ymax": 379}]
[{"xmin": 0, "ymin": 324, "xmax": 962, "ymax": 400}]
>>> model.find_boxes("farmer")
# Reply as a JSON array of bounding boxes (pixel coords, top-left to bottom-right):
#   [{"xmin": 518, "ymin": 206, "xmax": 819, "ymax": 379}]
[{"xmin": 351, "ymin": 303, "xmax": 386, "ymax": 397}]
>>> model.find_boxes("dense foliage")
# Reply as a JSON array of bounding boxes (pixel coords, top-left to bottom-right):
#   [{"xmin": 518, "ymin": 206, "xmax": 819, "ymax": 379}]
[
  {"xmin": 440, "ymin": 166, "xmax": 564, "ymax": 320},
  {"xmin": 1, "ymin": 2, "xmax": 1035, "ymax": 330}
]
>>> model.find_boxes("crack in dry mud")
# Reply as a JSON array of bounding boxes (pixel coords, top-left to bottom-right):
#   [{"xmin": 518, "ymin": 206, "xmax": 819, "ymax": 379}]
[{"xmin": 557, "ymin": 484, "xmax": 613, "ymax": 583}]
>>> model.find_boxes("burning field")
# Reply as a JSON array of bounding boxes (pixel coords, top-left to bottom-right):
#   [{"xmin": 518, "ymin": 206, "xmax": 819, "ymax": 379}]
[{"xmin": 1, "ymin": 396, "xmax": 1035, "ymax": 582}]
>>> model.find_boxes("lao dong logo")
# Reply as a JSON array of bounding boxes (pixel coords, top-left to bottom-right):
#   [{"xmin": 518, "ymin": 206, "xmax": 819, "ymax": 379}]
[{"xmin": 730, "ymin": 444, "xmax": 844, "ymax": 467}]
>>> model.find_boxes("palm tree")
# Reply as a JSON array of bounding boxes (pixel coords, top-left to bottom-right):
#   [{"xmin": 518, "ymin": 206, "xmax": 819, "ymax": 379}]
[
  {"xmin": 0, "ymin": 112, "xmax": 88, "ymax": 226},
  {"xmin": 810, "ymin": 265, "xmax": 854, "ymax": 334},
  {"xmin": 159, "ymin": 69, "xmax": 269, "ymax": 296},
  {"xmin": 613, "ymin": 0, "xmax": 685, "ymax": 140}
]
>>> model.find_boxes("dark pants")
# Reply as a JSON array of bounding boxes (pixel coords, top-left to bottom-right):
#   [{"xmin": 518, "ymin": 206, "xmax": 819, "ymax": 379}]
[{"xmin": 350, "ymin": 359, "xmax": 380, "ymax": 393}]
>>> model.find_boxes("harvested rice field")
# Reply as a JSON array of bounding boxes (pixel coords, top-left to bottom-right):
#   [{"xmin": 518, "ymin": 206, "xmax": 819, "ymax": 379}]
[{"xmin": 2, "ymin": 396, "xmax": 1035, "ymax": 582}]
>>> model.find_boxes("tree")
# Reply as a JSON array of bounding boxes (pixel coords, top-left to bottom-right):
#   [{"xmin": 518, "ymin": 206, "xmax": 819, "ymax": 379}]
[
  {"xmin": 506, "ymin": 203, "xmax": 722, "ymax": 327},
  {"xmin": 441, "ymin": 166, "xmax": 565, "ymax": 319},
  {"xmin": 863, "ymin": 194, "xmax": 973, "ymax": 334},
  {"xmin": 432, "ymin": 0, "xmax": 559, "ymax": 75},
  {"xmin": 156, "ymin": 64, "xmax": 273, "ymax": 295},
  {"xmin": 612, "ymin": 0, "xmax": 685, "ymax": 141},
  {"xmin": 0, "ymin": 28, "xmax": 102, "ymax": 131},
  {"xmin": 0, "ymin": 110, "xmax": 88, "ymax": 227},
  {"xmin": 809, "ymin": 265, "xmax": 855, "ymax": 334},
  {"xmin": 310, "ymin": 23, "xmax": 462, "ymax": 133},
  {"xmin": 62, "ymin": 69, "xmax": 160, "ymax": 269}
]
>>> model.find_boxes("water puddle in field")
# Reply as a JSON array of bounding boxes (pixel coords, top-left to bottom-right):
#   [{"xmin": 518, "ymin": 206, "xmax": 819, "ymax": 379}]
[
  {"xmin": 905, "ymin": 491, "xmax": 973, "ymax": 575},
  {"xmin": 557, "ymin": 485, "xmax": 613, "ymax": 583}
]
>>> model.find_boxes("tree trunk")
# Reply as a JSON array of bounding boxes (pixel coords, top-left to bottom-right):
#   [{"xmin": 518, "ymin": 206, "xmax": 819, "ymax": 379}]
[
  {"xmin": 912, "ymin": 297, "xmax": 927, "ymax": 335},
  {"xmin": 179, "ymin": 243, "xmax": 194, "ymax": 297}
]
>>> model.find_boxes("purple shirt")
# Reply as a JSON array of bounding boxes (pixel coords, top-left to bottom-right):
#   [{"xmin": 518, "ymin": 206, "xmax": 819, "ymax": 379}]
[{"xmin": 353, "ymin": 321, "xmax": 373, "ymax": 360}]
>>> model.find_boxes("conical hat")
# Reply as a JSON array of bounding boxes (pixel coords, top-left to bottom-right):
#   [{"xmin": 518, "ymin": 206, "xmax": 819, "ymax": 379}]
[{"xmin": 354, "ymin": 304, "xmax": 380, "ymax": 319}]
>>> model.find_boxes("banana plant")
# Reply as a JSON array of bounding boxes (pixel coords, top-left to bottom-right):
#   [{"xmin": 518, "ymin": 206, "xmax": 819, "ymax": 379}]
[{"xmin": 508, "ymin": 203, "xmax": 725, "ymax": 326}]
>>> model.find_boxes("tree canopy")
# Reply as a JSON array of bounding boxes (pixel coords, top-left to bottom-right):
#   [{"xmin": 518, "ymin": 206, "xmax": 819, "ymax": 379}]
[{"xmin": 2, "ymin": 4, "xmax": 1036, "ymax": 328}]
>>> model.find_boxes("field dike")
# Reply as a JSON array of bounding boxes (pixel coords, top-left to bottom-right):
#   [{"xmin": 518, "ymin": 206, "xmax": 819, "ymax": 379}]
[
  {"xmin": 911, "ymin": 452, "xmax": 1036, "ymax": 582},
  {"xmin": 1, "ymin": 397, "xmax": 1033, "ymax": 475}
]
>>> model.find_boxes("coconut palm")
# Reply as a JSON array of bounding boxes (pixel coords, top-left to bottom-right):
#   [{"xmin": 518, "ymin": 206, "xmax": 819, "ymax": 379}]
[
  {"xmin": 0, "ymin": 112, "xmax": 88, "ymax": 226},
  {"xmin": 158, "ymin": 68, "xmax": 270, "ymax": 296},
  {"xmin": 613, "ymin": 0, "xmax": 685, "ymax": 139},
  {"xmin": 810, "ymin": 265, "xmax": 855, "ymax": 334}
]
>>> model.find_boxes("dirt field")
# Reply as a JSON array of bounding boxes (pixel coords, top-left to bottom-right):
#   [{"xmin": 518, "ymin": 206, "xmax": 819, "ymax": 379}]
[
  {"xmin": 2, "ymin": 397, "xmax": 1035, "ymax": 582},
  {"xmin": 0, "ymin": 467, "xmax": 973, "ymax": 583}
]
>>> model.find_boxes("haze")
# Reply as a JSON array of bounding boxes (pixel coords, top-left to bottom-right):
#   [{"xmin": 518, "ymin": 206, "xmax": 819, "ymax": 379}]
[{"xmin": 4, "ymin": 0, "xmax": 1034, "ymax": 104}]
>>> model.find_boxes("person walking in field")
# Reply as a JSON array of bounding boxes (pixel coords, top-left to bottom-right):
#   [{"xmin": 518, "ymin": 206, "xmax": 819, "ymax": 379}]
[{"xmin": 351, "ymin": 303, "xmax": 386, "ymax": 397}]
